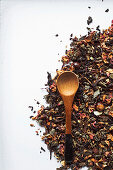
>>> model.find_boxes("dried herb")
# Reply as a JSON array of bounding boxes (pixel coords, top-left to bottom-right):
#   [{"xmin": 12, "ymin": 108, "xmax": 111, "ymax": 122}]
[
  {"xmin": 55, "ymin": 34, "xmax": 59, "ymax": 37},
  {"xmin": 30, "ymin": 124, "xmax": 35, "ymax": 127},
  {"xmin": 28, "ymin": 106, "xmax": 33, "ymax": 111},
  {"xmin": 105, "ymin": 9, "xmax": 109, "ymax": 13},
  {"xmin": 30, "ymin": 116, "xmax": 34, "ymax": 119},
  {"xmin": 87, "ymin": 16, "xmax": 93, "ymax": 25},
  {"xmin": 41, "ymin": 147, "xmax": 46, "ymax": 152},
  {"xmin": 30, "ymin": 21, "xmax": 113, "ymax": 169}
]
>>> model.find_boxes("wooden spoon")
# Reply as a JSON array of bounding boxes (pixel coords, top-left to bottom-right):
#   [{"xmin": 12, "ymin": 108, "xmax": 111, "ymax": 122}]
[{"xmin": 57, "ymin": 71, "xmax": 79, "ymax": 163}]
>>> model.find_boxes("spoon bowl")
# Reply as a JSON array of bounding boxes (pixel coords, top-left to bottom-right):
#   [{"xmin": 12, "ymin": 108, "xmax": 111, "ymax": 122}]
[{"xmin": 57, "ymin": 71, "xmax": 79, "ymax": 96}]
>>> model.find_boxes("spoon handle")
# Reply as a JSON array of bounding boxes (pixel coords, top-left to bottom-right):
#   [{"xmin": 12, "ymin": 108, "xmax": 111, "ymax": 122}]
[
  {"xmin": 63, "ymin": 96, "xmax": 74, "ymax": 163},
  {"xmin": 65, "ymin": 134, "xmax": 73, "ymax": 163},
  {"xmin": 65, "ymin": 106, "xmax": 72, "ymax": 134},
  {"xmin": 63, "ymin": 95, "xmax": 74, "ymax": 134}
]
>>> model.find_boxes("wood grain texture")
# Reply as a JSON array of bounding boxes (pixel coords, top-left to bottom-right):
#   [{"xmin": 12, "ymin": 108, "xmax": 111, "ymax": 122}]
[{"xmin": 57, "ymin": 71, "xmax": 79, "ymax": 134}]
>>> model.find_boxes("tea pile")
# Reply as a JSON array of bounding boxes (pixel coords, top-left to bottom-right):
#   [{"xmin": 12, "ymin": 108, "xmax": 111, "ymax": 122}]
[{"xmin": 30, "ymin": 22, "xmax": 113, "ymax": 170}]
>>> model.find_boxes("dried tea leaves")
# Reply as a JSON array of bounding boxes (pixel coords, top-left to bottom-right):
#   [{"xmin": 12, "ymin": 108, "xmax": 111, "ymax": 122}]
[
  {"xmin": 105, "ymin": 9, "xmax": 109, "ymax": 13},
  {"xmin": 30, "ymin": 22, "xmax": 113, "ymax": 170},
  {"xmin": 87, "ymin": 16, "xmax": 93, "ymax": 25}
]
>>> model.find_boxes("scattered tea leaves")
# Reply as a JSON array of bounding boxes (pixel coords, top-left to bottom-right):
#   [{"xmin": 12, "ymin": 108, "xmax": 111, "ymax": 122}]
[
  {"xmin": 55, "ymin": 34, "xmax": 59, "ymax": 37},
  {"xmin": 30, "ymin": 124, "xmax": 35, "ymax": 127},
  {"xmin": 87, "ymin": 16, "xmax": 93, "ymax": 25},
  {"xmin": 28, "ymin": 106, "xmax": 33, "ymax": 111},
  {"xmin": 105, "ymin": 9, "xmax": 109, "ymax": 12},
  {"xmin": 41, "ymin": 147, "xmax": 46, "ymax": 152},
  {"xmin": 30, "ymin": 21, "xmax": 113, "ymax": 169}
]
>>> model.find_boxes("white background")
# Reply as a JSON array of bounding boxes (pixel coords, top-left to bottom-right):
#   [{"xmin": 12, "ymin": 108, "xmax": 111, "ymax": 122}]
[{"xmin": 0, "ymin": 0, "xmax": 113, "ymax": 170}]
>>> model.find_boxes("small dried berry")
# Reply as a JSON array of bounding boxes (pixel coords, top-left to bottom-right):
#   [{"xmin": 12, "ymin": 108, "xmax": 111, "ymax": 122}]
[{"xmin": 96, "ymin": 102, "xmax": 105, "ymax": 111}]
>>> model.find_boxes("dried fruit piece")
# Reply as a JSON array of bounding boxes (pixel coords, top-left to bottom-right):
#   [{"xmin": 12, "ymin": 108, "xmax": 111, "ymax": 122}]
[
  {"xmin": 96, "ymin": 102, "xmax": 105, "ymax": 111},
  {"xmin": 30, "ymin": 124, "xmax": 35, "ymax": 127}
]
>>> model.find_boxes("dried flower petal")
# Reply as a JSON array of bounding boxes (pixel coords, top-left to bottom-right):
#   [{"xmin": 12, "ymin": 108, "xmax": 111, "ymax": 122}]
[{"xmin": 94, "ymin": 111, "xmax": 103, "ymax": 116}]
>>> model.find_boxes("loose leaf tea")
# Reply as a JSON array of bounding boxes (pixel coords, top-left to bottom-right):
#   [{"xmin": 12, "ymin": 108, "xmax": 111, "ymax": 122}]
[
  {"xmin": 30, "ymin": 22, "xmax": 113, "ymax": 170},
  {"xmin": 87, "ymin": 16, "xmax": 93, "ymax": 25},
  {"xmin": 105, "ymin": 9, "xmax": 109, "ymax": 13}
]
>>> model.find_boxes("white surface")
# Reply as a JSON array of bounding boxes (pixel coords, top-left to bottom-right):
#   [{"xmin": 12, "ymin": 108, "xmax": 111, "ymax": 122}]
[{"xmin": 0, "ymin": 0, "xmax": 113, "ymax": 170}]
